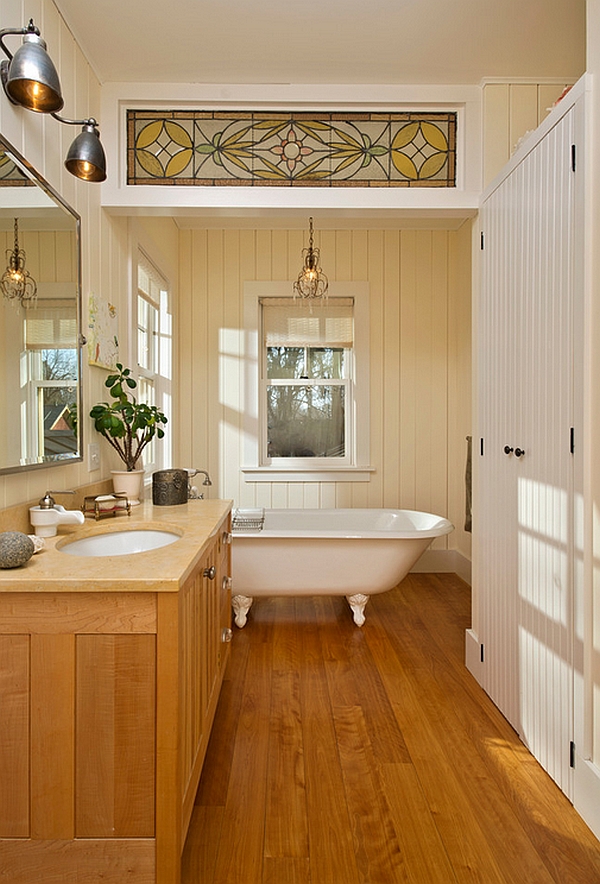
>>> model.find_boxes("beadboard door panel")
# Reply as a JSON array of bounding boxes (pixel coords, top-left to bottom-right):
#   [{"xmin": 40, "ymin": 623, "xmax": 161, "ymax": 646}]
[{"xmin": 477, "ymin": 100, "xmax": 579, "ymax": 796}]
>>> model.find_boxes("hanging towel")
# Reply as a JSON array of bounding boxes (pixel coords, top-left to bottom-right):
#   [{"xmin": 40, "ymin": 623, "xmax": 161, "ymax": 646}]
[{"xmin": 465, "ymin": 435, "xmax": 472, "ymax": 533}]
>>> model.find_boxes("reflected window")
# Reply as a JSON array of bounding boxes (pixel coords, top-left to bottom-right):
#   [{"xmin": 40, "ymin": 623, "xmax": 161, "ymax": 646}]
[{"xmin": 23, "ymin": 305, "xmax": 78, "ymax": 462}]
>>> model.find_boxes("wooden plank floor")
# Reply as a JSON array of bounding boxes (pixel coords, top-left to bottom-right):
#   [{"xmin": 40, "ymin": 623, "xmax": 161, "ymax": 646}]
[{"xmin": 182, "ymin": 574, "xmax": 600, "ymax": 884}]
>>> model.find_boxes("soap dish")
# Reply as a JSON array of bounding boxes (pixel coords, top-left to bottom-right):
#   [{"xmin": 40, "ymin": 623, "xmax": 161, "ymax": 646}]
[{"xmin": 82, "ymin": 493, "xmax": 131, "ymax": 520}]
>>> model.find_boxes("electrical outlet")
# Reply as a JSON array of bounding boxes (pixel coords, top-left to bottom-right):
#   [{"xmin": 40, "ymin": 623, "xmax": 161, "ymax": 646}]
[{"xmin": 88, "ymin": 442, "xmax": 100, "ymax": 472}]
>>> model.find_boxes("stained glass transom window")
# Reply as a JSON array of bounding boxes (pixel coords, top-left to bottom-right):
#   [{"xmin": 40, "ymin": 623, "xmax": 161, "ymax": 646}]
[{"xmin": 127, "ymin": 111, "xmax": 456, "ymax": 187}]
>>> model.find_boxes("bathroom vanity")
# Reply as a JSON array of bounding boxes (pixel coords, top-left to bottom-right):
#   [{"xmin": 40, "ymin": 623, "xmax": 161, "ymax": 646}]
[{"xmin": 0, "ymin": 499, "xmax": 232, "ymax": 884}]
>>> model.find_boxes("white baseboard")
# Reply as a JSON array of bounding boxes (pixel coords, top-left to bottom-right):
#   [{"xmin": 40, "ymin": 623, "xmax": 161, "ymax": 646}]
[
  {"xmin": 574, "ymin": 755, "xmax": 600, "ymax": 841},
  {"xmin": 465, "ymin": 628, "xmax": 484, "ymax": 684},
  {"xmin": 411, "ymin": 549, "xmax": 472, "ymax": 584}
]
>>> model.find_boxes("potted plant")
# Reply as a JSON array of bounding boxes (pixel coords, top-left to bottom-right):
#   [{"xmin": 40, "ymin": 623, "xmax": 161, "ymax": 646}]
[{"xmin": 90, "ymin": 363, "xmax": 168, "ymax": 504}]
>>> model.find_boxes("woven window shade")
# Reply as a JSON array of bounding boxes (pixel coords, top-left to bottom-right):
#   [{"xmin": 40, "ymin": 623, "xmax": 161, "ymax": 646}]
[
  {"xmin": 261, "ymin": 298, "xmax": 353, "ymax": 348},
  {"xmin": 138, "ymin": 251, "xmax": 168, "ymax": 309},
  {"xmin": 24, "ymin": 303, "xmax": 77, "ymax": 349}
]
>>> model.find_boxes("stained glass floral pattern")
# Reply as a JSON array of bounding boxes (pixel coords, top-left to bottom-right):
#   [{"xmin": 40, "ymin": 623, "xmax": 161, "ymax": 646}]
[{"xmin": 127, "ymin": 111, "xmax": 456, "ymax": 187}]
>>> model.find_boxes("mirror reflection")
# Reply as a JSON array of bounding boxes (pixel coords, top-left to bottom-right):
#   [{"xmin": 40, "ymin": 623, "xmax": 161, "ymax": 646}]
[{"xmin": 0, "ymin": 134, "xmax": 82, "ymax": 474}]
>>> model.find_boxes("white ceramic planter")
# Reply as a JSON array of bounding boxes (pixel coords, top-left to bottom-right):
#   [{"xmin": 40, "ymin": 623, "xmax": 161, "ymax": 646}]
[{"xmin": 111, "ymin": 469, "xmax": 145, "ymax": 506}]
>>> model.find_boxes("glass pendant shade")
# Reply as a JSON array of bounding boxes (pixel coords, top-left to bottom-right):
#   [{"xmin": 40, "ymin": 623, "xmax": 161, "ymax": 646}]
[
  {"xmin": 64, "ymin": 121, "xmax": 107, "ymax": 182},
  {"xmin": 3, "ymin": 31, "xmax": 63, "ymax": 113}
]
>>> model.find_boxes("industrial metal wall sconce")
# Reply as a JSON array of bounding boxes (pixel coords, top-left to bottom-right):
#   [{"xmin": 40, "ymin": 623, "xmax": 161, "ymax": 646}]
[{"xmin": 0, "ymin": 19, "xmax": 106, "ymax": 181}]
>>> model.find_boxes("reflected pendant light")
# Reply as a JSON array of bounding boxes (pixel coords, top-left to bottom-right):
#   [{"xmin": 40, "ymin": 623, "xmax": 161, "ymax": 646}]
[
  {"xmin": 293, "ymin": 217, "xmax": 328, "ymax": 301},
  {"xmin": 1, "ymin": 218, "xmax": 37, "ymax": 306}
]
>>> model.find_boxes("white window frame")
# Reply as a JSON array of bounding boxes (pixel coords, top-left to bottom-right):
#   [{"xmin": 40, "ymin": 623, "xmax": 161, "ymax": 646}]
[
  {"xmin": 136, "ymin": 249, "xmax": 172, "ymax": 473},
  {"xmin": 242, "ymin": 281, "xmax": 373, "ymax": 483}
]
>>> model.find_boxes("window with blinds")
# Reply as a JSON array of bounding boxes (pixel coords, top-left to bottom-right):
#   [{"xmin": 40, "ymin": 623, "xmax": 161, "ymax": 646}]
[
  {"xmin": 260, "ymin": 298, "xmax": 354, "ymax": 463},
  {"xmin": 23, "ymin": 302, "xmax": 79, "ymax": 461}
]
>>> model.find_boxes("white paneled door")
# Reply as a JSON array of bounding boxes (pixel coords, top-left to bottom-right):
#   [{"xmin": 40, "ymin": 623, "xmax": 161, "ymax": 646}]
[{"xmin": 477, "ymin": 100, "xmax": 581, "ymax": 797}]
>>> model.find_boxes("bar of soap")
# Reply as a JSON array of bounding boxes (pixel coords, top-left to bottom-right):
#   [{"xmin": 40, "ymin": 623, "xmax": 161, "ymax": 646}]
[{"xmin": 0, "ymin": 531, "xmax": 35, "ymax": 569}]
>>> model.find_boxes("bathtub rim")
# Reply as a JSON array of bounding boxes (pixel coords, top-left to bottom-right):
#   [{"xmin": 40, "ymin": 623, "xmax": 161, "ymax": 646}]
[{"xmin": 232, "ymin": 507, "xmax": 454, "ymax": 540}]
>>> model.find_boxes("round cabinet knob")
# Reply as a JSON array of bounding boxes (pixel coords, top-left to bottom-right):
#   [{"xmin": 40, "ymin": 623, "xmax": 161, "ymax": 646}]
[
  {"xmin": 221, "ymin": 627, "xmax": 233, "ymax": 643},
  {"xmin": 222, "ymin": 576, "xmax": 229, "ymax": 591},
  {"xmin": 203, "ymin": 565, "xmax": 216, "ymax": 579},
  {"xmin": 515, "ymin": 448, "xmax": 526, "ymax": 458},
  {"xmin": 504, "ymin": 445, "xmax": 514, "ymax": 455}
]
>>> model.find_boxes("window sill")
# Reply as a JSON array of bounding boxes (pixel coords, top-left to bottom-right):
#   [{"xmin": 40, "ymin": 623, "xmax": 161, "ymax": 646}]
[{"xmin": 241, "ymin": 466, "xmax": 375, "ymax": 483}]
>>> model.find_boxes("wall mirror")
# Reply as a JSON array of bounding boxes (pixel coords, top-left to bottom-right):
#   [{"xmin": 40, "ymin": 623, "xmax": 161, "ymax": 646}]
[{"xmin": 0, "ymin": 133, "xmax": 82, "ymax": 474}]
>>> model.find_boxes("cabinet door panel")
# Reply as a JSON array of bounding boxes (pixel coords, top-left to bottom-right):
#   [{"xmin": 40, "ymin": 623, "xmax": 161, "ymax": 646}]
[{"xmin": 75, "ymin": 634, "xmax": 156, "ymax": 837}]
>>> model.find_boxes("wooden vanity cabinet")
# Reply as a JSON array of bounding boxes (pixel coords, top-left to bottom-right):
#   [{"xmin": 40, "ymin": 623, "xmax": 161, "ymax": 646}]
[{"xmin": 0, "ymin": 508, "xmax": 232, "ymax": 884}]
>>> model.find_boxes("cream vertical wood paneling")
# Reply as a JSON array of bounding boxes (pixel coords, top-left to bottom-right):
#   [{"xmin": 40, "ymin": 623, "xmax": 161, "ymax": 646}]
[
  {"xmin": 398, "ymin": 231, "xmax": 417, "ymax": 509},
  {"xmin": 447, "ymin": 220, "xmax": 473, "ymax": 562},
  {"xmin": 178, "ymin": 226, "xmax": 471, "ymax": 555},
  {"xmin": 222, "ymin": 230, "xmax": 242, "ymax": 503},
  {"xmin": 383, "ymin": 230, "xmax": 401, "ymax": 508},
  {"xmin": 349, "ymin": 229, "xmax": 370, "ymax": 508},
  {"xmin": 509, "ymin": 84, "xmax": 539, "ymax": 155},
  {"xmin": 483, "ymin": 84, "xmax": 511, "ymax": 188},
  {"xmin": 366, "ymin": 229, "xmax": 385, "ymax": 509},
  {"xmin": 483, "ymin": 81, "xmax": 575, "ymax": 187},
  {"xmin": 178, "ymin": 230, "xmax": 194, "ymax": 469},
  {"xmin": 429, "ymin": 231, "xmax": 450, "ymax": 548}
]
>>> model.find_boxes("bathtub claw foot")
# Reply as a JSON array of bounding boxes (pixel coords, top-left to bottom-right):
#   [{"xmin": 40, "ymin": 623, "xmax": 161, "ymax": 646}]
[
  {"xmin": 346, "ymin": 593, "xmax": 370, "ymax": 627},
  {"xmin": 232, "ymin": 594, "xmax": 254, "ymax": 628}
]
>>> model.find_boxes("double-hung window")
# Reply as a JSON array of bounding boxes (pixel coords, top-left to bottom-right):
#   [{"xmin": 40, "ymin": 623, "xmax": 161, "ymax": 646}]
[
  {"xmin": 23, "ymin": 304, "xmax": 78, "ymax": 462},
  {"xmin": 261, "ymin": 297, "xmax": 354, "ymax": 466},
  {"xmin": 137, "ymin": 250, "xmax": 172, "ymax": 472},
  {"xmin": 242, "ymin": 282, "xmax": 371, "ymax": 482}
]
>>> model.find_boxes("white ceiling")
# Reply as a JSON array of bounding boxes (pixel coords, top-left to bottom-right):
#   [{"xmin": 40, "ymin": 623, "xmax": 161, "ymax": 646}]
[{"xmin": 54, "ymin": 0, "xmax": 585, "ymax": 87}]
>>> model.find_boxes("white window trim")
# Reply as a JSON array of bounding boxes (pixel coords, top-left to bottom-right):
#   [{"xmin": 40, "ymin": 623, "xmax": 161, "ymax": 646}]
[
  {"xmin": 136, "ymin": 247, "xmax": 173, "ymax": 474},
  {"xmin": 242, "ymin": 281, "xmax": 373, "ymax": 483}
]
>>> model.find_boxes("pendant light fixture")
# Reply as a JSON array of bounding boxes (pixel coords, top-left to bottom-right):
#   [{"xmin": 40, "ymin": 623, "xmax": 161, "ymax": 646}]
[
  {"xmin": 1, "ymin": 219, "xmax": 37, "ymax": 307},
  {"xmin": 0, "ymin": 20, "xmax": 107, "ymax": 182},
  {"xmin": 293, "ymin": 217, "xmax": 329, "ymax": 301}
]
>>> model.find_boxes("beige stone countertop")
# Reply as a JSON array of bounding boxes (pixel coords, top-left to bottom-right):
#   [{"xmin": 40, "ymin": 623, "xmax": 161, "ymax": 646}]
[{"xmin": 0, "ymin": 498, "xmax": 232, "ymax": 593}]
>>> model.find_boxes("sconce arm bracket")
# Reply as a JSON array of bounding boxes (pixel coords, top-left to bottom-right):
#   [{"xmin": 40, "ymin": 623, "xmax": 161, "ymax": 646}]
[{"xmin": 0, "ymin": 21, "xmax": 40, "ymax": 62}]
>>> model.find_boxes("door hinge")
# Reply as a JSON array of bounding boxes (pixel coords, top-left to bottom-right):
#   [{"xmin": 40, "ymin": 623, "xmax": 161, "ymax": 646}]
[
  {"xmin": 480, "ymin": 231, "xmax": 485, "ymax": 250},
  {"xmin": 570, "ymin": 740, "xmax": 576, "ymax": 768},
  {"xmin": 480, "ymin": 643, "xmax": 485, "ymax": 663},
  {"xmin": 570, "ymin": 427, "xmax": 575, "ymax": 454},
  {"xmin": 571, "ymin": 144, "xmax": 576, "ymax": 172}
]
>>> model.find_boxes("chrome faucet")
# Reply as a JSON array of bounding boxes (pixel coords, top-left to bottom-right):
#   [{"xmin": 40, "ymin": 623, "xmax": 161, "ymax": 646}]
[{"xmin": 186, "ymin": 469, "xmax": 212, "ymax": 499}]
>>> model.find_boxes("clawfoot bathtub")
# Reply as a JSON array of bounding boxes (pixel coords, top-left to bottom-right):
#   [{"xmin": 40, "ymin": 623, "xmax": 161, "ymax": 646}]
[{"xmin": 231, "ymin": 508, "xmax": 453, "ymax": 627}]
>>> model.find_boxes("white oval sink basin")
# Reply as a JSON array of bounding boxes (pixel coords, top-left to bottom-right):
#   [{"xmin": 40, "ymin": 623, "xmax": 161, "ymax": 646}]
[{"xmin": 60, "ymin": 529, "xmax": 180, "ymax": 557}]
